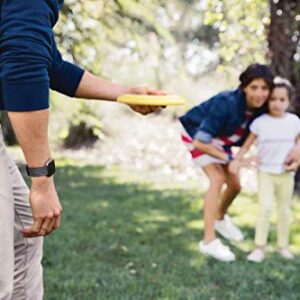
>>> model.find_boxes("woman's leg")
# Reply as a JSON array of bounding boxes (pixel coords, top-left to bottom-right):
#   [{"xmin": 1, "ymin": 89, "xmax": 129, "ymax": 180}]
[
  {"xmin": 202, "ymin": 163, "xmax": 226, "ymax": 243},
  {"xmin": 218, "ymin": 165, "xmax": 242, "ymax": 219},
  {"xmin": 211, "ymin": 164, "xmax": 244, "ymax": 241}
]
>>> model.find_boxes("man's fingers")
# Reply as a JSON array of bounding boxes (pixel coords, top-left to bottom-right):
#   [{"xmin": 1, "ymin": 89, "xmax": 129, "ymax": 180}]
[
  {"xmin": 22, "ymin": 210, "xmax": 62, "ymax": 237},
  {"xmin": 39, "ymin": 217, "xmax": 54, "ymax": 236},
  {"xmin": 146, "ymin": 88, "xmax": 167, "ymax": 96},
  {"xmin": 52, "ymin": 213, "xmax": 61, "ymax": 231},
  {"xmin": 22, "ymin": 218, "xmax": 43, "ymax": 237}
]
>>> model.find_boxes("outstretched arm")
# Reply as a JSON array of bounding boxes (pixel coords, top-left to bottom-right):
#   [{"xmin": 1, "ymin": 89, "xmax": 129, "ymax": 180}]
[{"xmin": 74, "ymin": 71, "xmax": 166, "ymax": 115}]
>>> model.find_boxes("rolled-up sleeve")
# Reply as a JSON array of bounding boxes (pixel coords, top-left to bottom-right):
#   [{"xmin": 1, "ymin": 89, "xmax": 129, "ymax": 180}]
[
  {"xmin": 194, "ymin": 98, "xmax": 229, "ymax": 143},
  {"xmin": 194, "ymin": 130, "xmax": 213, "ymax": 143},
  {"xmin": 49, "ymin": 39, "xmax": 84, "ymax": 97}
]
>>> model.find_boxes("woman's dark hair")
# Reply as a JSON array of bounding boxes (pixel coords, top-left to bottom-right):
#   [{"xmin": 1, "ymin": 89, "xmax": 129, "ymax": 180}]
[
  {"xmin": 239, "ymin": 64, "xmax": 274, "ymax": 89},
  {"xmin": 272, "ymin": 77, "xmax": 294, "ymax": 101}
]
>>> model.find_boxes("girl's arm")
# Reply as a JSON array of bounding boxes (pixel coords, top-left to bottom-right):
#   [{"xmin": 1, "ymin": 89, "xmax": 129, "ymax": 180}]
[
  {"xmin": 228, "ymin": 132, "xmax": 257, "ymax": 175},
  {"xmin": 235, "ymin": 132, "xmax": 257, "ymax": 160}
]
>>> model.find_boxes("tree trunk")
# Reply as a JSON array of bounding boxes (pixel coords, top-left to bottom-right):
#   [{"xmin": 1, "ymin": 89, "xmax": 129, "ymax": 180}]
[
  {"xmin": 268, "ymin": 0, "xmax": 300, "ymax": 110},
  {"xmin": 268, "ymin": 0, "xmax": 300, "ymax": 191}
]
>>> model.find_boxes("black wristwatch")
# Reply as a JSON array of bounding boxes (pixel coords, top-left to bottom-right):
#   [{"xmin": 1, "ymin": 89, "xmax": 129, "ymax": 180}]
[{"xmin": 26, "ymin": 158, "xmax": 56, "ymax": 177}]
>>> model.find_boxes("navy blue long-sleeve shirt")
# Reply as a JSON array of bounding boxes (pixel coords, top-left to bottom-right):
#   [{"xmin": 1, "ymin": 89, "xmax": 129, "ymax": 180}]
[{"xmin": 0, "ymin": 0, "xmax": 84, "ymax": 112}]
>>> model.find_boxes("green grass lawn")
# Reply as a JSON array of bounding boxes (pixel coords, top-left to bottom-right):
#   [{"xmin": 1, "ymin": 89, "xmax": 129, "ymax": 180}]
[{"xmin": 43, "ymin": 159, "xmax": 300, "ymax": 300}]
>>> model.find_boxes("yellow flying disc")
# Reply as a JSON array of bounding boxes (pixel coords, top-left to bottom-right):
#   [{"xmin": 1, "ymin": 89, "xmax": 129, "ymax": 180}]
[{"xmin": 117, "ymin": 94, "xmax": 186, "ymax": 106}]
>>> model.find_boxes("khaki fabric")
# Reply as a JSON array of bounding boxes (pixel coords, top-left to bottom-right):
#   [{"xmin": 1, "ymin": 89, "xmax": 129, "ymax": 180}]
[{"xmin": 0, "ymin": 127, "xmax": 43, "ymax": 300}]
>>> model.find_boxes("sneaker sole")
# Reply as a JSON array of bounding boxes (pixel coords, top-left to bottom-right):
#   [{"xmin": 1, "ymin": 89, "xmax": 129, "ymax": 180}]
[
  {"xmin": 199, "ymin": 249, "xmax": 235, "ymax": 262},
  {"xmin": 215, "ymin": 227, "xmax": 244, "ymax": 242}
]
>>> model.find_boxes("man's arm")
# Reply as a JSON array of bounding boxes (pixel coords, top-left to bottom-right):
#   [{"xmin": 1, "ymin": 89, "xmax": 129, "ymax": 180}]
[
  {"xmin": 8, "ymin": 110, "xmax": 62, "ymax": 237},
  {"xmin": 2, "ymin": 1, "xmax": 165, "ymax": 239},
  {"xmin": 49, "ymin": 44, "xmax": 165, "ymax": 115},
  {"xmin": 8, "ymin": 71, "xmax": 165, "ymax": 238},
  {"xmin": 68, "ymin": 70, "xmax": 166, "ymax": 115}
]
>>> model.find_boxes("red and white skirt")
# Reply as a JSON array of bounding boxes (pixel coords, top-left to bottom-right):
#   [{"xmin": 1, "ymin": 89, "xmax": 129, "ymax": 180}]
[{"xmin": 180, "ymin": 126, "xmax": 228, "ymax": 167}]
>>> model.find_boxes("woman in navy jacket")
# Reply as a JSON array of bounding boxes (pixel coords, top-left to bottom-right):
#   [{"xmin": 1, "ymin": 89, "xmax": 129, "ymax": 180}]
[{"xmin": 180, "ymin": 64, "xmax": 275, "ymax": 261}]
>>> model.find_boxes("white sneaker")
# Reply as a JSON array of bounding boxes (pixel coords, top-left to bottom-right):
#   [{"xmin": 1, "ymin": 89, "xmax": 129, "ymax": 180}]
[
  {"xmin": 215, "ymin": 215, "xmax": 244, "ymax": 241},
  {"xmin": 278, "ymin": 248, "xmax": 294, "ymax": 260},
  {"xmin": 247, "ymin": 248, "xmax": 265, "ymax": 263},
  {"xmin": 199, "ymin": 238, "xmax": 236, "ymax": 262}
]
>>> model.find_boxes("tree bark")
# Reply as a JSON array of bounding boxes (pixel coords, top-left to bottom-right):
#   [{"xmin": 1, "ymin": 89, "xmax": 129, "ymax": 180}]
[
  {"xmin": 268, "ymin": 0, "xmax": 300, "ymax": 111},
  {"xmin": 268, "ymin": 0, "xmax": 300, "ymax": 191}
]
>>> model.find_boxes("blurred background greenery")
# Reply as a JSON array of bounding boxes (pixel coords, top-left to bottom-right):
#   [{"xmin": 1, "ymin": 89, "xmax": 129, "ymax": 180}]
[
  {"xmin": 3, "ymin": 1, "xmax": 300, "ymax": 299},
  {"xmin": 2, "ymin": 1, "xmax": 300, "ymax": 149}
]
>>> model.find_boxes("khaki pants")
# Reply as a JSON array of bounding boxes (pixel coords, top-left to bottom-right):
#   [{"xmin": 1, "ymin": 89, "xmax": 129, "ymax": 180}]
[
  {"xmin": 255, "ymin": 171, "xmax": 294, "ymax": 248},
  {"xmin": 0, "ymin": 127, "xmax": 43, "ymax": 300}
]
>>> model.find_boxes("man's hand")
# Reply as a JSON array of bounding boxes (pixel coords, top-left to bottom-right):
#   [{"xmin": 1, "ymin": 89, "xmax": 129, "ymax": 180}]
[
  {"xmin": 22, "ymin": 177, "xmax": 62, "ymax": 237},
  {"xmin": 128, "ymin": 86, "xmax": 167, "ymax": 115},
  {"xmin": 75, "ymin": 72, "xmax": 167, "ymax": 115}
]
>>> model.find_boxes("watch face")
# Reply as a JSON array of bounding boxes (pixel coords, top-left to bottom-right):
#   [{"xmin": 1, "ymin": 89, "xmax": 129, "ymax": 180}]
[{"xmin": 47, "ymin": 159, "xmax": 56, "ymax": 177}]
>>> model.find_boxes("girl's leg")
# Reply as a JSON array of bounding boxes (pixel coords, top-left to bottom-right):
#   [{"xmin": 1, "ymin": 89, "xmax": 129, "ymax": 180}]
[
  {"xmin": 218, "ymin": 165, "xmax": 241, "ymax": 219},
  {"xmin": 202, "ymin": 164, "xmax": 226, "ymax": 243},
  {"xmin": 276, "ymin": 173, "xmax": 294, "ymax": 250},
  {"xmin": 255, "ymin": 171, "xmax": 274, "ymax": 247}
]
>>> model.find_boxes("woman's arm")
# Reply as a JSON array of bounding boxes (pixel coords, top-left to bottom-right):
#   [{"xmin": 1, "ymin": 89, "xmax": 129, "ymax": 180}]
[
  {"xmin": 192, "ymin": 140, "xmax": 230, "ymax": 161},
  {"xmin": 285, "ymin": 134, "xmax": 300, "ymax": 171}
]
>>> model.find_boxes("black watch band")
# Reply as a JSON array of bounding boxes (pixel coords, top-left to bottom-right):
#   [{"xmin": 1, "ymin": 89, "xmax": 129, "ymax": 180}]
[{"xmin": 26, "ymin": 159, "xmax": 56, "ymax": 177}]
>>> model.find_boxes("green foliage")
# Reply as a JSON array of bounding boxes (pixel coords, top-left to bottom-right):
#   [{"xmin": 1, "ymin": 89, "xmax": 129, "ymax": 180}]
[
  {"xmin": 204, "ymin": 0, "xmax": 270, "ymax": 75},
  {"xmin": 55, "ymin": 0, "xmax": 173, "ymax": 72},
  {"xmin": 51, "ymin": 0, "xmax": 219, "ymax": 146}
]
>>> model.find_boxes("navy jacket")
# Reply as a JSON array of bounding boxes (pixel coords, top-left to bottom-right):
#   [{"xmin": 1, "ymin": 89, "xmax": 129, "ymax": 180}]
[
  {"xmin": 179, "ymin": 89, "xmax": 266, "ymax": 147},
  {"xmin": 0, "ymin": 0, "xmax": 84, "ymax": 112}
]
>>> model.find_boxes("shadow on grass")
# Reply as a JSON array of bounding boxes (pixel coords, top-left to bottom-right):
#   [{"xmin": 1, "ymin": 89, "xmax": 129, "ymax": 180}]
[{"xmin": 42, "ymin": 163, "xmax": 300, "ymax": 300}]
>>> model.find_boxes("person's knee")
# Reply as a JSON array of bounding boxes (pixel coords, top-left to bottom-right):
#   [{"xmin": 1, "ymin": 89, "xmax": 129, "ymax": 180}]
[
  {"xmin": 260, "ymin": 205, "xmax": 272, "ymax": 218},
  {"xmin": 210, "ymin": 174, "xmax": 226, "ymax": 188},
  {"xmin": 277, "ymin": 210, "xmax": 290, "ymax": 221},
  {"xmin": 228, "ymin": 181, "xmax": 242, "ymax": 193}
]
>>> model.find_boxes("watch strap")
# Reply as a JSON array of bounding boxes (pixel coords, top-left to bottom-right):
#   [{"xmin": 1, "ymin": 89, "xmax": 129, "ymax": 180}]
[{"xmin": 26, "ymin": 159, "xmax": 55, "ymax": 177}]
